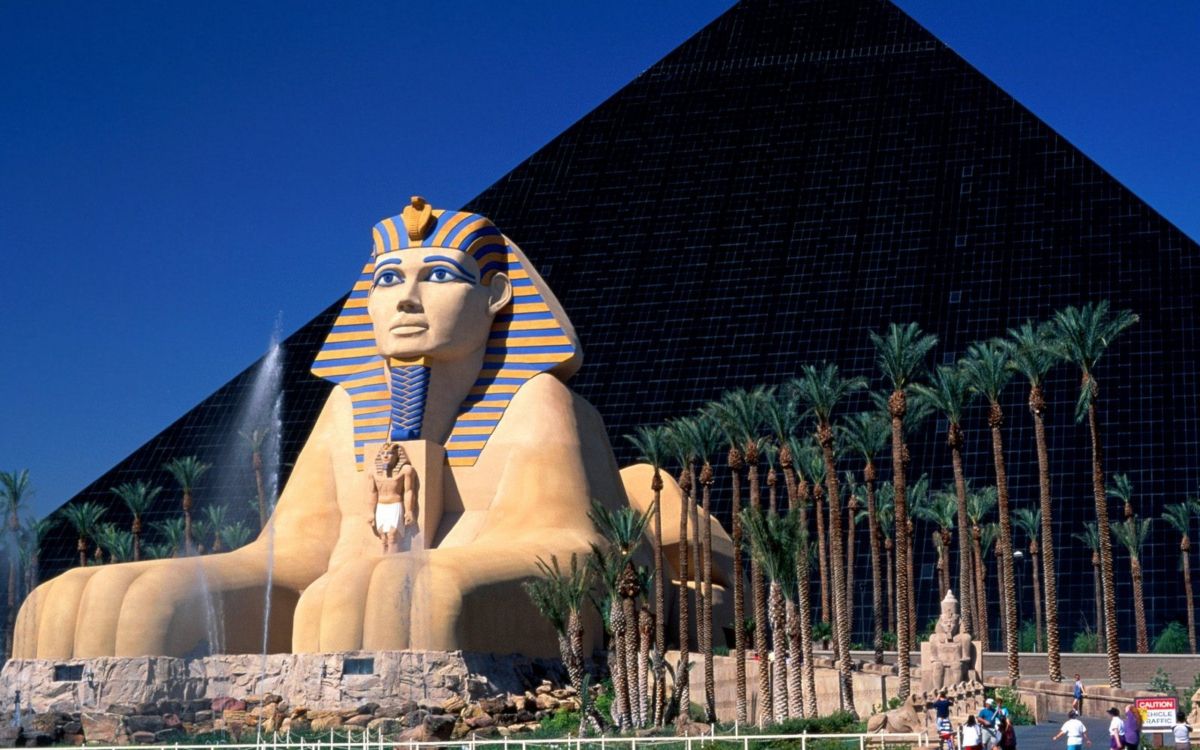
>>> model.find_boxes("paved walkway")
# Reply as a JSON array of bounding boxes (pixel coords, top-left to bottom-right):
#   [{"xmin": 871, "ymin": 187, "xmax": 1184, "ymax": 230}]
[{"xmin": 1015, "ymin": 712, "xmax": 1114, "ymax": 750}]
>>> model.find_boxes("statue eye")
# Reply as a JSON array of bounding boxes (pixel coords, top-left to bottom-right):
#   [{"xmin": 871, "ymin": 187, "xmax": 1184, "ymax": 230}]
[
  {"xmin": 374, "ymin": 269, "xmax": 402, "ymax": 287},
  {"xmin": 426, "ymin": 266, "xmax": 466, "ymax": 284}
]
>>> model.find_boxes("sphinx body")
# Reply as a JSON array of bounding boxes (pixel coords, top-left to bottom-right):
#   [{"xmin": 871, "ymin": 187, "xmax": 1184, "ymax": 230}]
[{"xmin": 12, "ymin": 199, "xmax": 651, "ymax": 660}]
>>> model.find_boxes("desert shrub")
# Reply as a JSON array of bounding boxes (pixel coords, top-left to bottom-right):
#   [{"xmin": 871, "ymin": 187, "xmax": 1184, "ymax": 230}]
[
  {"xmin": 1153, "ymin": 621, "xmax": 1190, "ymax": 653},
  {"xmin": 1071, "ymin": 628, "xmax": 1099, "ymax": 653},
  {"xmin": 1148, "ymin": 667, "xmax": 1177, "ymax": 696},
  {"xmin": 984, "ymin": 686, "xmax": 1035, "ymax": 726}
]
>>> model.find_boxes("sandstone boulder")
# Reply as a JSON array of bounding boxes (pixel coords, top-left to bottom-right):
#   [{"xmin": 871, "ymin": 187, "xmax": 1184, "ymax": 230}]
[
  {"xmin": 309, "ymin": 711, "xmax": 344, "ymax": 732},
  {"xmin": 366, "ymin": 718, "xmax": 405, "ymax": 736},
  {"xmin": 81, "ymin": 712, "xmax": 126, "ymax": 745},
  {"xmin": 345, "ymin": 714, "xmax": 374, "ymax": 728},
  {"xmin": 375, "ymin": 702, "xmax": 417, "ymax": 719},
  {"xmin": 534, "ymin": 694, "xmax": 559, "ymax": 711},
  {"xmin": 441, "ymin": 695, "xmax": 466, "ymax": 714},
  {"xmin": 212, "ymin": 697, "xmax": 246, "ymax": 713},
  {"xmin": 130, "ymin": 730, "xmax": 157, "ymax": 744},
  {"xmin": 125, "ymin": 715, "xmax": 164, "ymax": 734}
]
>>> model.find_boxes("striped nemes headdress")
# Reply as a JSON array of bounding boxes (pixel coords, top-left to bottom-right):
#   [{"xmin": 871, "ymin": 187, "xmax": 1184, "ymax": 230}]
[{"xmin": 311, "ymin": 197, "xmax": 582, "ymax": 468}]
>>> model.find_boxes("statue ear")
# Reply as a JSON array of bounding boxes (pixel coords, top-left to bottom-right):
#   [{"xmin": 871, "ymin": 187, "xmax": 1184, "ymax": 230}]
[{"xmin": 487, "ymin": 272, "xmax": 513, "ymax": 315}]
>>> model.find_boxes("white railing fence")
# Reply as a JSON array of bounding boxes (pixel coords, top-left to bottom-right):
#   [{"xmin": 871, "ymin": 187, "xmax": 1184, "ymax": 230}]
[{"xmin": 70, "ymin": 729, "xmax": 930, "ymax": 750}]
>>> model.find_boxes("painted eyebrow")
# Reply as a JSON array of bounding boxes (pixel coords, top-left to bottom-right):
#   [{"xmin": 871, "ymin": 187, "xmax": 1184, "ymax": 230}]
[
  {"xmin": 424, "ymin": 255, "xmax": 478, "ymax": 283},
  {"xmin": 373, "ymin": 258, "xmax": 405, "ymax": 273}
]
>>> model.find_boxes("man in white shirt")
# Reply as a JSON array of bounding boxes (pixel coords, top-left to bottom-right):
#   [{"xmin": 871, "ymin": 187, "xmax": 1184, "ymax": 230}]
[{"xmin": 1055, "ymin": 710, "xmax": 1092, "ymax": 748}]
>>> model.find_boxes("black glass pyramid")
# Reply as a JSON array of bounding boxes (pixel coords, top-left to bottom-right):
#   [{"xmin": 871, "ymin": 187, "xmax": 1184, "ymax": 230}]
[{"xmin": 32, "ymin": 0, "xmax": 1200, "ymax": 654}]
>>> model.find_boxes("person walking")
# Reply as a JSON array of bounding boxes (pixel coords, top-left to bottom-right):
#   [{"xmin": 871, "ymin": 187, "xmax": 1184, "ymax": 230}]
[
  {"xmin": 1074, "ymin": 675, "xmax": 1085, "ymax": 714},
  {"xmin": 1054, "ymin": 710, "xmax": 1091, "ymax": 748},
  {"xmin": 980, "ymin": 698, "xmax": 1003, "ymax": 750},
  {"xmin": 1108, "ymin": 707, "xmax": 1125, "ymax": 750},
  {"xmin": 1124, "ymin": 704, "xmax": 1143, "ymax": 750},
  {"xmin": 962, "ymin": 715, "xmax": 984, "ymax": 750},
  {"xmin": 1173, "ymin": 711, "xmax": 1191, "ymax": 750}
]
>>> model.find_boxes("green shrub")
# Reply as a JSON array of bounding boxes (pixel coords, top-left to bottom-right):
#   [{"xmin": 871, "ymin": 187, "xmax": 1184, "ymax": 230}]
[
  {"xmin": 1018, "ymin": 620, "xmax": 1038, "ymax": 652},
  {"xmin": 1071, "ymin": 628, "xmax": 1099, "ymax": 653},
  {"xmin": 919, "ymin": 617, "xmax": 939, "ymax": 640},
  {"xmin": 1182, "ymin": 672, "xmax": 1200, "ymax": 714},
  {"xmin": 1148, "ymin": 667, "xmax": 1177, "ymax": 696},
  {"xmin": 813, "ymin": 620, "xmax": 833, "ymax": 646},
  {"xmin": 984, "ymin": 686, "xmax": 1035, "ymax": 726},
  {"xmin": 882, "ymin": 630, "xmax": 897, "ymax": 649},
  {"xmin": 1153, "ymin": 621, "xmax": 1190, "ymax": 654},
  {"xmin": 714, "ymin": 645, "xmax": 730, "ymax": 656}
]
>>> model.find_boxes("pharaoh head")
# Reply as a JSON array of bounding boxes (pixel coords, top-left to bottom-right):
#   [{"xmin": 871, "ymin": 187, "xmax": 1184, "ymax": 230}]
[
  {"xmin": 367, "ymin": 197, "xmax": 513, "ymax": 362},
  {"xmin": 937, "ymin": 590, "xmax": 961, "ymax": 638},
  {"xmin": 374, "ymin": 443, "xmax": 402, "ymax": 477},
  {"xmin": 311, "ymin": 197, "xmax": 583, "ymax": 468}
]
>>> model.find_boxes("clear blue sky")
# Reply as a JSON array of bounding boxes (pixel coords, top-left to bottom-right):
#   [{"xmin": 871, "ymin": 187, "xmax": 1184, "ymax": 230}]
[{"xmin": 2, "ymin": 1, "xmax": 1196, "ymax": 518}]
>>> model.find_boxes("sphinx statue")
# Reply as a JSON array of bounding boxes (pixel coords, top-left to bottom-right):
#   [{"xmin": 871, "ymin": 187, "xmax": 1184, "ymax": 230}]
[{"xmin": 14, "ymin": 198, "xmax": 731, "ymax": 660}]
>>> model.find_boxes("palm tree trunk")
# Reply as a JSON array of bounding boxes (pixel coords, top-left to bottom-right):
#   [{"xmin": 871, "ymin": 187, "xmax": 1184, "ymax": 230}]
[
  {"xmin": 885, "ymin": 539, "xmax": 895, "ymax": 637},
  {"xmin": 818, "ymin": 423, "xmax": 855, "ymax": 716},
  {"xmin": 1183, "ymin": 537, "xmax": 1197, "ymax": 653},
  {"xmin": 769, "ymin": 580, "xmax": 788, "ymax": 723},
  {"xmin": 994, "ymin": 548, "xmax": 1005, "ymax": 648},
  {"xmin": 183, "ymin": 489, "xmax": 194, "ymax": 556},
  {"xmin": 6, "ymin": 516, "xmax": 17, "ymax": 658},
  {"xmin": 935, "ymin": 533, "xmax": 949, "ymax": 600},
  {"xmin": 949, "ymin": 427, "xmax": 976, "ymax": 639},
  {"xmin": 677, "ymin": 469, "xmax": 691, "ymax": 723},
  {"xmin": 651, "ymin": 470, "xmax": 667, "ymax": 726},
  {"xmin": 132, "ymin": 515, "xmax": 142, "ymax": 562},
  {"xmin": 689, "ymin": 469, "xmax": 703, "ymax": 722},
  {"xmin": 791, "ymin": 472, "xmax": 818, "ymax": 718},
  {"xmin": 700, "ymin": 467, "xmax": 716, "ymax": 723},
  {"xmin": 1031, "ymin": 546, "xmax": 1043, "ymax": 652},
  {"xmin": 987, "ymin": 404, "xmax": 1020, "ymax": 682},
  {"xmin": 1087, "ymin": 391, "xmax": 1122, "ymax": 687},
  {"xmin": 253, "ymin": 450, "xmax": 268, "ymax": 529},
  {"xmin": 729, "ymin": 449, "xmax": 748, "ymax": 726},
  {"xmin": 889, "ymin": 391, "xmax": 912, "ymax": 698},
  {"xmin": 846, "ymin": 498, "xmax": 858, "ymax": 639},
  {"xmin": 785, "ymin": 597, "xmax": 804, "ymax": 719},
  {"xmin": 1131, "ymin": 556, "xmax": 1148, "ymax": 653},
  {"xmin": 973, "ymin": 528, "xmax": 989, "ymax": 652},
  {"xmin": 568, "ymin": 609, "xmax": 586, "ymax": 696},
  {"xmin": 622, "ymin": 594, "xmax": 641, "ymax": 725},
  {"xmin": 865, "ymin": 463, "xmax": 885, "ymax": 665},
  {"xmin": 1091, "ymin": 551, "xmax": 1105, "ymax": 653},
  {"xmin": 638, "ymin": 607, "xmax": 652, "ymax": 727},
  {"xmin": 814, "ymin": 484, "xmax": 830, "ymax": 625},
  {"xmin": 77, "ymin": 537, "xmax": 87, "ymax": 568},
  {"xmin": 609, "ymin": 597, "xmax": 630, "ymax": 729},
  {"xmin": 907, "ymin": 520, "xmax": 917, "ymax": 650},
  {"xmin": 1030, "ymin": 392, "xmax": 1063, "ymax": 679},
  {"xmin": 746, "ymin": 448, "xmax": 770, "ymax": 727}
]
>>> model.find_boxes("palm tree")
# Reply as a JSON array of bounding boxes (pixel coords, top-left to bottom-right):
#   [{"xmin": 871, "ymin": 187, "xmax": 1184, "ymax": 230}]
[
  {"xmin": 60, "ymin": 501, "xmax": 107, "ymax": 566},
  {"xmin": 786, "ymin": 434, "xmax": 819, "ymax": 718},
  {"xmin": 219, "ymin": 521, "xmax": 254, "ymax": 551},
  {"xmin": 1162, "ymin": 500, "xmax": 1199, "ymax": 653},
  {"xmin": 1108, "ymin": 473, "xmax": 1136, "ymax": 522},
  {"xmin": 843, "ymin": 473, "xmax": 861, "ymax": 638},
  {"xmin": 164, "ymin": 456, "xmax": 211, "ymax": 556},
  {"xmin": 589, "ymin": 501, "xmax": 651, "ymax": 729},
  {"xmin": 93, "ymin": 523, "xmax": 134, "ymax": 563},
  {"xmin": 906, "ymin": 473, "xmax": 931, "ymax": 638},
  {"xmin": 967, "ymin": 485, "xmax": 997, "ymax": 651},
  {"xmin": 240, "ymin": 426, "xmax": 271, "ymax": 528},
  {"xmin": 153, "ymin": 517, "xmax": 187, "ymax": 557},
  {"xmin": 19, "ymin": 517, "xmax": 53, "ymax": 598},
  {"xmin": 200, "ymin": 504, "xmax": 228, "ymax": 553},
  {"xmin": 790, "ymin": 362, "xmax": 866, "ymax": 715},
  {"xmin": 838, "ymin": 411, "xmax": 890, "ymax": 663},
  {"xmin": 1048, "ymin": 300, "xmax": 1137, "ymax": 687},
  {"xmin": 874, "ymin": 482, "xmax": 896, "ymax": 638},
  {"xmin": 1013, "ymin": 507, "xmax": 1044, "ymax": 652},
  {"xmin": 524, "ymin": 553, "xmax": 593, "ymax": 716},
  {"xmin": 142, "ymin": 541, "xmax": 175, "ymax": 560},
  {"xmin": 1111, "ymin": 515, "xmax": 1152, "ymax": 654},
  {"xmin": 1002, "ymin": 321, "xmax": 1064, "ymax": 679},
  {"xmin": 625, "ymin": 424, "xmax": 671, "ymax": 725},
  {"xmin": 915, "ymin": 486, "xmax": 957, "ymax": 602},
  {"xmin": 912, "ymin": 365, "xmax": 978, "ymax": 639},
  {"xmin": 705, "ymin": 388, "xmax": 764, "ymax": 725},
  {"xmin": 1073, "ymin": 522, "xmax": 1106, "ymax": 653},
  {"xmin": 870, "ymin": 322, "xmax": 938, "ymax": 698},
  {"xmin": 109, "ymin": 480, "xmax": 161, "ymax": 561},
  {"xmin": 1, "ymin": 469, "xmax": 32, "ymax": 656},
  {"xmin": 688, "ymin": 413, "xmax": 722, "ymax": 723},
  {"xmin": 742, "ymin": 506, "xmax": 802, "ymax": 722},
  {"xmin": 961, "ymin": 339, "xmax": 1019, "ymax": 682},
  {"xmin": 981, "ymin": 522, "xmax": 1001, "ymax": 644},
  {"xmin": 663, "ymin": 416, "xmax": 700, "ymax": 725}
]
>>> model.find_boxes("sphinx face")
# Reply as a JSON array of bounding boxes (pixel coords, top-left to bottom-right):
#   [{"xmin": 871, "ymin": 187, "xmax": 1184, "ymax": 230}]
[{"xmin": 367, "ymin": 247, "xmax": 510, "ymax": 362}]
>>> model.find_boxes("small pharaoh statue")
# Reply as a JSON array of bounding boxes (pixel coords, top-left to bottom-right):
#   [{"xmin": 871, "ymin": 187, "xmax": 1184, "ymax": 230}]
[
  {"xmin": 370, "ymin": 443, "xmax": 418, "ymax": 553},
  {"xmin": 922, "ymin": 590, "xmax": 975, "ymax": 694}
]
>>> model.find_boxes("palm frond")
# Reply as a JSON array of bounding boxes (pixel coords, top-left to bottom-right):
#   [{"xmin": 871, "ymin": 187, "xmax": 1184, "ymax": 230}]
[
  {"xmin": 625, "ymin": 424, "xmax": 672, "ymax": 470},
  {"xmin": 870, "ymin": 322, "xmax": 939, "ymax": 390},
  {"xmin": 960, "ymin": 339, "xmax": 1014, "ymax": 403},
  {"xmin": 1013, "ymin": 507, "xmax": 1041, "ymax": 543},
  {"xmin": 163, "ymin": 456, "xmax": 211, "ymax": 489},
  {"xmin": 910, "ymin": 364, "xmax": 974, "ymax": 424},
  {"xmin": 788, "ymin": 363, "xmax": 867, "ymax": 426},
  {"xmin": 219, "ymin": 521, "xmax": 254, "ymax": 551},
  {"xmin": 1046, "ymin": 301, "xmax": 1138, "ymax": 422},
  {"xmin": 588, "ymin": 500, "xmax": 652, "ymax": 557},
  {"xmin": 1111, "ymin": 517, "xmax": 1153, "ymax": 557},
  {"xmin": 110, "ymin": 480, "xmax": 162, "ymax": 517},
  {"xmin": 1003, "ymin": 321, "xmax": 1058, "ymax": 385},
  {"xmin": 836, "ymin": 410, "xmax": 890, "ymax": 461}
]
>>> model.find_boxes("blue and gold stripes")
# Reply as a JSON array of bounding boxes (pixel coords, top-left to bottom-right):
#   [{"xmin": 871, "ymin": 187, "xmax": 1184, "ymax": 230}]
[
  {"xmin": 371, "ymin": 205, "xmax": 509, "ymax": 284},
  {"xmin": 312, "ymin": 202, "xmax": 576, "ymax": 468}
]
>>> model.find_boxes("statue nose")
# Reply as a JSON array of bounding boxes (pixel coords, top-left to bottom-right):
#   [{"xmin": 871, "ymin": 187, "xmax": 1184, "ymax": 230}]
[{"xmin": 394, "ymin": 281, "xmax": 422, "ymax": 310}]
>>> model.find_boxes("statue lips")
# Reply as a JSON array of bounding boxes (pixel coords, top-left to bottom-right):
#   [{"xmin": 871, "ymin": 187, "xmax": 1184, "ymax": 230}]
[{"xmin": 388, "ymin": 318, "xmax": 428, "ymax": 337}]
